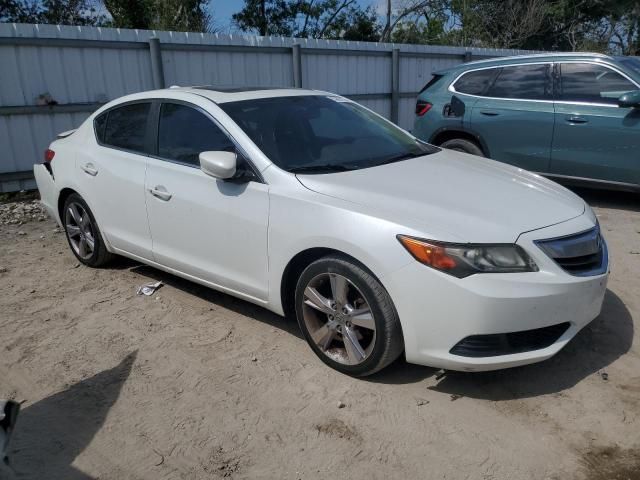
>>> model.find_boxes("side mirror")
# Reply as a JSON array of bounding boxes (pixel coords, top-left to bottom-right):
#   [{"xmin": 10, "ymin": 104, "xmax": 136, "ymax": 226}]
[
  {"xmin": 199, "ymin": 151, "xmax": 237, "ymax": 180},
  {"xmin": 617, "ymin": 90, "xmax": 640, "ymax": 108}
]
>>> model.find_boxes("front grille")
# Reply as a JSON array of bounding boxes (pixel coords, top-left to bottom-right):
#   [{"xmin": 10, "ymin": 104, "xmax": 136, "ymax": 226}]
[
  {"xmin": 535, "ymin": 226, "xmax": 607, "ymax": 277},
  {"xmin": 450, "ymin": 322, "xmax": 571, "ymax": 357}
]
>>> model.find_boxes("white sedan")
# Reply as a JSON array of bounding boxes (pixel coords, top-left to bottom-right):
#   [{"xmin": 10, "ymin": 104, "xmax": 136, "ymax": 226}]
[{"xmin": 34, "ymin": 87, "xmax": 609, "ymax": 376}]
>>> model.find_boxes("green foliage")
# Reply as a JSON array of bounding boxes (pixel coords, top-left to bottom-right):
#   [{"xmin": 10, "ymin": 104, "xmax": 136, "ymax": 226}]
[
  {"xmin": 1, "ymin": 0, "xmax": 639, "ymax": 53},
  {"xmin": 0, "ymin": 0, "xmax": 107, "ymax": 25},
  {"xmin": 104, "ymin": 0, "xmax": 211, "ymax": 32},
  {"xmin": 232, "ymin": 0, "xmax": 381, "ymax": 40}
]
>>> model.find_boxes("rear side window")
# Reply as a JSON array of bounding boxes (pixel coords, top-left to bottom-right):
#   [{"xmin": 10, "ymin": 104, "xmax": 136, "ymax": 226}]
[
  {"xmin": 419, "ymin": 74, "xmax": 443, "ymax": 94},
  {"xmin": 103, "ymin": 102, "xmax": 151, "ymax": 153},
  {"xmin": 452, "ymin": 68, "xmax": 499, "ymax": 95},
  {"xmin": 94, "ymin": 112, "xmax": 107, "ymax": 143},
  {"xmin": 158, "ymin": 103, "xmax": 235, "ymax": 166},
  {"xmin": 559, "ymin": 63, "xmax": 636, "ymax": 104},
  {"xmin": 486, "ymin": 64, "xmax": 551, "ymax": 100}
]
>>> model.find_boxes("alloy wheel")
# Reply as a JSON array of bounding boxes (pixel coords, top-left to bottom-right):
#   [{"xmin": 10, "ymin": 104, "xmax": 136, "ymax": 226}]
[
  {"xmin": 302, "ymin": 273, "xmax": 376, "ymax": 365},
  {"xmin": 65, "ymin": 201, "xmax": 95, "ymax": 260}
]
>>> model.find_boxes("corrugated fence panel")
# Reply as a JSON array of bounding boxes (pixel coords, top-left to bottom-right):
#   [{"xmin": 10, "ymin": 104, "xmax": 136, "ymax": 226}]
[{"xmin": 0, "ymin": 23, "xmax": 538, "ymax": 191}]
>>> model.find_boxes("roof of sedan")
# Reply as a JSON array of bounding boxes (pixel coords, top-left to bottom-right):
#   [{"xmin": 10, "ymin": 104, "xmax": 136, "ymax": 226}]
[{"xmin": 169, "ymin": 86, "xmax": 327, "ymax": 103}]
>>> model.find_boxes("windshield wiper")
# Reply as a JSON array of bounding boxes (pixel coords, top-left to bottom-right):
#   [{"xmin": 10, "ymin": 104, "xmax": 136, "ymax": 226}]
[
  {"xmin": 375, "ymin": 152, "xmax": 424, "ymax": 167},
  {"xmin": 289, "ymin": 164, "xmax": 358, "ymax": 174}
]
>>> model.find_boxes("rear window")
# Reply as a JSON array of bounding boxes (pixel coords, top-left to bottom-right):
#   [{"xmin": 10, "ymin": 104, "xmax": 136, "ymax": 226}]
[
  {"xmin": 102, "ymin": 102, "xmax": 151, "ymax": 153},
  {"xmin": 452, "ymin": 68, "xmax": 499, "ymax": 95},
  {"xmin": 419, "ymin": 74, "xmax": 443, "ymax": 93}
]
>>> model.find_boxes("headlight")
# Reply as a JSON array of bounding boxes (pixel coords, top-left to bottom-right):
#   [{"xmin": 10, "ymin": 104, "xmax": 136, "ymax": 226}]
[{"xmin": 397, "ymin": 235, "xmax": 539, "ymax": 278}]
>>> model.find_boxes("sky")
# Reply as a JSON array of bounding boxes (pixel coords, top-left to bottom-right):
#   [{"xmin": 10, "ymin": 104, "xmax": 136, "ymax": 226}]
[{"xmin": 210, "ymin": 0, "xmax": 380, "ymax": 32}]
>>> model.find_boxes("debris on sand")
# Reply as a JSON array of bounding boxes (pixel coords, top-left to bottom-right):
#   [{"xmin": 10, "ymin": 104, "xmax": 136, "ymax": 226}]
[{"xmin": 137, "ymin": 281, "xmax": 163, "ymax": 296}]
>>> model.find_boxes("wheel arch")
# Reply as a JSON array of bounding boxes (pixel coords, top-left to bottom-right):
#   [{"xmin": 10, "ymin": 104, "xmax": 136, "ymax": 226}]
[
  {"xmin": 430, "ymin": 127, "xmax": 490, "ymax": 157},
  {"xmin": 279, "ymin": 247, "xmax": 387, "ymax": 322},
  {"xmin": 57, "ymin": 187, "xmax": 79, "ymax": 222}
]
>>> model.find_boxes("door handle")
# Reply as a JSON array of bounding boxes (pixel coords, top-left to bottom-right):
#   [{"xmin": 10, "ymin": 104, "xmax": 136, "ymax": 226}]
[
  {"xmin": 479, "ymin": 111, "xmax": 499, "ymax": 116},
  {"xmin": 149, "ymin": 186, "xmax": 172, "ymax": 201},
  {"xmin": 80, "ymin": 163, "xmax": 98, "ymax": 176},
  {"xmin": 566, "ymin": 116, "xmax": 588, "ymax": 124}
]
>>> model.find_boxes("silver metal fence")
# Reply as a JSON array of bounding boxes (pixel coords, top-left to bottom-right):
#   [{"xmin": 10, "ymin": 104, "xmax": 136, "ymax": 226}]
[{"xmin": 0, "ymin": 23, "xmax": 535, "ymax": 192}]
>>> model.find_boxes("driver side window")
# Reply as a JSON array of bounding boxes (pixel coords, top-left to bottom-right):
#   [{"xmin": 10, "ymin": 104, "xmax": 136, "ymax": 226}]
[
  {"xmin": 559, "ymin": 63, "xmax": 636, "ymax": 105},
  {"xmin": 158, "ymin": 103, "xmax": 235, "ymax": 167}
]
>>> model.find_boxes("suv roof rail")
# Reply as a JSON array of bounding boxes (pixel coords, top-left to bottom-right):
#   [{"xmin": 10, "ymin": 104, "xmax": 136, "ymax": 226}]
[{"xmin": 465, "ymin": 52, "xmax": 611, "ymax": 66}]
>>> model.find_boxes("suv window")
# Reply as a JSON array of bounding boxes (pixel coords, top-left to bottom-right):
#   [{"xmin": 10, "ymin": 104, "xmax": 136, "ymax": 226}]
[
  {"xmin": 452, "ymin": 68, "xmax": 499, "ymax": 95},
  {"xmin": 486, "ymin": 64, "xmax": 551, "ymax": 100},
  {"xmin": 103, "ymin": 102, "xmax": 151, "ymax": 153},
  {"xmin": 559, "ymin": 63, "xmax": 636, "ymax": 104},
  {"xmin": 158, "ymin": 103, "xmax": 235, "ymax": 166}
]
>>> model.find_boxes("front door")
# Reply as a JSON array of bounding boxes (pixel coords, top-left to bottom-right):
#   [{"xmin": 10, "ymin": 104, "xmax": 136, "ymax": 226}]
[
  {"xmin": 468, "ymin": 63, "xmax": 555, "ymax": 172},
  {"xmin": 551, "ymin": 62, "xmax": 640, "ymax": 185},
  {"xmin": 144, "ymin": 101, "xmax": 270, "ymax": 301}
]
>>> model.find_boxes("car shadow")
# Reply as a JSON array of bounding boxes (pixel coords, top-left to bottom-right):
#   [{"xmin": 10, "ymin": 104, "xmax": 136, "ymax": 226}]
[
  {"xmin": 126, "ymin": 261, "xmax": 633, "ymax": 398},
  {"xmin": 9, "ymin": 351, "xmax": 137, "ymax": 479},
  {"xmin": 372, "ymin": 289, "xmax": 633, "ymax": 400},
  {"xmin": 569, "ymin": 186, "xmax": 640, "ymax": 213},
  {"xmin": 128, "ymin": 264, "xmax": 303, "ymax": 340}
]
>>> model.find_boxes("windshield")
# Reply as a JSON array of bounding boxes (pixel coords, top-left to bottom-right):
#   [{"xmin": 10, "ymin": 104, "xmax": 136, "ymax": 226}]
[
  {"xmin": 220, "ymin": 95, "xmax": 438, "ymax": 173},
  {"xmin": 617, "ymin": 57, "xmax": 640, "ymax": 76}
]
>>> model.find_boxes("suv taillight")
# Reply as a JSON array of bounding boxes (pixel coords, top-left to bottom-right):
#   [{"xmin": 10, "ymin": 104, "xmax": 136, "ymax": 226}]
[
  {"xmin": 415, "ymin": 100, "xmax": 432, "ymax": 116},
  {"xmin": 44, "ymin": 149, "xmax": 55, "ymax": 162}
]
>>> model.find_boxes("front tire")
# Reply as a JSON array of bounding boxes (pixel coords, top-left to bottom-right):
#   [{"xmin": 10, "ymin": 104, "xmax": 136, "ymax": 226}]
[
  {"xmin": 62, "ymin": 193, "xmax": 113, "ymax": 267},
  {"xmin": 440, "ymin": 138, "xmax": 485, "ymax": 157},
  {"xmin": 294, "ymin": 255, "xmax": 403, "ymax": 376}
]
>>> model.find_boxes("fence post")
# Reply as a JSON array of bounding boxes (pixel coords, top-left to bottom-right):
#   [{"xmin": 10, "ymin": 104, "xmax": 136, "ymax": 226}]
[
  {"xmin": 149, "ymin": 37, "xmax": 165, "ymax": 89},
  {"xmin": 464, "ymin": 51, "xmax": 472, "ymax": 63},
  {"xmin": 391, "ymin": 48, "xmax": 400, "ymax": 125},
  {"xmin": 292, "ymin": 43, "xmax": 302, "ymax": 88}
]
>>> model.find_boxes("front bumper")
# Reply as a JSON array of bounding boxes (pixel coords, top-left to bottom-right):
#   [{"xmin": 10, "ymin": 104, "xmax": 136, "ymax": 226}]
[{"xmin": 384, "ymin": 214, "xmax": 609, "ymax": 371}]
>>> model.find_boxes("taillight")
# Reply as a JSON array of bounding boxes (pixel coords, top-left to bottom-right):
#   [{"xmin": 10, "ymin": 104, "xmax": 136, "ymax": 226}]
[
  {"xmin": 415, "ymin": 100, "xmax": 433, "ymax": 116},
  {"xmin": 44, "ymin": 149, "xmax": 55, "ymax": 162}
]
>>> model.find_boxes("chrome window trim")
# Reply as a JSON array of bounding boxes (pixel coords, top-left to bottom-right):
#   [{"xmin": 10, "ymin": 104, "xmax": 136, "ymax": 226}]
[{"xmin": 448, "ymin": 59, "xmax": 640, "ymax": 106}]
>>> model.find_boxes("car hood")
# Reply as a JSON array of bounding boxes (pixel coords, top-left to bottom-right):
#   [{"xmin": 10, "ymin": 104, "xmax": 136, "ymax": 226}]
[{"xmin": 295, "ymin": 150, "xmax": 586, "ymax": 243}]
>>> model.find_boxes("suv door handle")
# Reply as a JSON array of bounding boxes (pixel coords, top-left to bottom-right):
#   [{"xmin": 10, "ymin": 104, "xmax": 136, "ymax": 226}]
[
  {"xmin": 479, "ymin": 111, "xmax": 499, "ymax": 116},
  {"xmin": 566, "ymin": 116, "xmax": 588, "ymax": 124},
  {"xmin": 149, "ymin": 186, "xmax": 172, "ymax": 201},
  {"xmin": 80, "ymin": 163, "xmax": 98, "ymax": 176}
]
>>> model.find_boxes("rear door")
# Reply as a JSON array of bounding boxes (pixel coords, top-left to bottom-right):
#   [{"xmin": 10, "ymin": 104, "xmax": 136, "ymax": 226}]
[
  {"xmin": 551, "ymin": 62, "xmax": 640, "ymax": 185},
  {"xmin": 465, "ymin": 63, "xmax": 555, "ymax": 172},
  {"xmin": 144, "ymin": 101, "xmax": 270, "ymax": 301},
  {"xmin": 78, "ymin": 101, "xmax": 154, "ymax": 259}
]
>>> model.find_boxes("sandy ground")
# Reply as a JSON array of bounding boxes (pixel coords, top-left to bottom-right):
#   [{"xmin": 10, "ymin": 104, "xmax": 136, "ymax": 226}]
[{"xmin": 0, "ymin": 187, "xmax": 639, "ymax": 480}]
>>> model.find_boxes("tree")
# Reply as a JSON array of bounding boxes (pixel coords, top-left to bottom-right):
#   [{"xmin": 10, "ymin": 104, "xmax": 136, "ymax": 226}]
[
  {"xmin": 232, "ymin": 0, "xmax": 380, "ymax": 40},
  {"xmin": 0, "ymin": 0, "xmax": 40, "ymax": 23},
  {"xmin": 1, "ymin": 0, "xmax": 106, "ymax": 25},
  {"xmin": 103, "ymin": 0, "xmax": 211, "ymax": 32}
]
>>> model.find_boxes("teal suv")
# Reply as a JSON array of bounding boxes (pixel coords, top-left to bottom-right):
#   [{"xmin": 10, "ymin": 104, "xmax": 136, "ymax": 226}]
[{"xmin": 413, "ymin": 53, "xmax": 640, "ymax": 192}]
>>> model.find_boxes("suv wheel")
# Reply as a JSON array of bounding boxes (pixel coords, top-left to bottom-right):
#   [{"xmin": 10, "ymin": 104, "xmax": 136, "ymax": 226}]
[{"xmin": 441, "ymin": 138, "xmax": 485, "ymax": 157}]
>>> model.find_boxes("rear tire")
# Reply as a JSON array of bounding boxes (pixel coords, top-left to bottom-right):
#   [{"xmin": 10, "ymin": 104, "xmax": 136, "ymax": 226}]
[
  {"xmin": 440, "ymin": 138, "xmax": 485, "ymax": 157},
  {"xmin": 294, "ymin": 255, "xmax": 403, "ymax": 377},
  {"xmin": 62, "ymin": 193, "xmax": 113, "ymax": 267}
]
